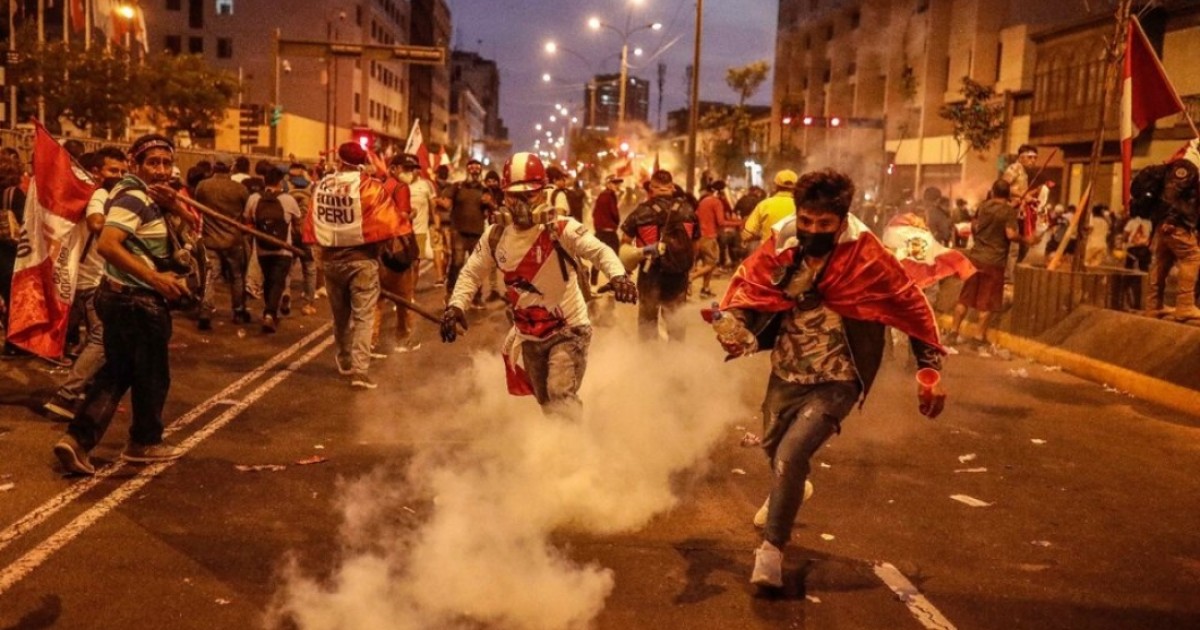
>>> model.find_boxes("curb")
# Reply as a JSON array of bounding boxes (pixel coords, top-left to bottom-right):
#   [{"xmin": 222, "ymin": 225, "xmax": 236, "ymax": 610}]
[{"xmin": 938, "ymin": 315, "xmax": 1200, "ymax": 418}]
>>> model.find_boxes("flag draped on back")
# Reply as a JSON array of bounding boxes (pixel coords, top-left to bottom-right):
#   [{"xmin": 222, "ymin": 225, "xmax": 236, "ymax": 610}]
[
  {"xmin": 881, "ymin": 213, "xmax": 976, "ymax": 289},
  {"xmin": 7, "ymin": 121, "xmax": 97, "ymax": 358},
  {"xmin": 302, "ymin": 171, "xmax": 404, "ymax": 248},
  {"xmin": 720, "ymin": 214, "xmax": 943, "ymax": 350},
  {"xmin": 1121, "ymin": 16, "xmax": 1186, "ymax": 206}
]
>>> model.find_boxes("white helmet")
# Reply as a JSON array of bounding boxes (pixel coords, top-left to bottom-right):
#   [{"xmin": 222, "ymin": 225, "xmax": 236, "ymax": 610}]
[{"xmin": 502, "ymin": 152, "xmax": 547, "ymax": 193}]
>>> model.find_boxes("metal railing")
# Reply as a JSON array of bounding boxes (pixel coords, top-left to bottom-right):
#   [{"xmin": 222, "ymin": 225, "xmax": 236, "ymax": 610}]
[{"xmin": 0, "ymin": 128, "xmax": 283, "ymax": 173}]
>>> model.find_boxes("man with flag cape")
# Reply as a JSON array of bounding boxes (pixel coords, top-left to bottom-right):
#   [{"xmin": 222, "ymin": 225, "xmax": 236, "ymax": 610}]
[{"xmin": 708, "ymin": 170, "xmax": 947, "ymax": 589}]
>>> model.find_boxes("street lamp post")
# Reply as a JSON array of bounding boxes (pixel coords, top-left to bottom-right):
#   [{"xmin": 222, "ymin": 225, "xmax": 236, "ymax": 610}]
[{"xmin": 587, "ymin": 13, "xmax": 661, "ymax": 132}]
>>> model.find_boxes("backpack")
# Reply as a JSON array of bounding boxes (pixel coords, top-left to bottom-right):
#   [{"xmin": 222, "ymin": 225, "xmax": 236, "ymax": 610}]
[
  {"xmin": 553, "ymin": 188, "xmax": 586, "ymax": 222},
  {"xmin": 288, "ymin": 188, "xmax": 313, "ymax": 246},
  {"xmin": 654, "ymin": 199, "xmax": 695, "ymax": 274},
  {"xmin": 0, "ymin": 187, "xmax": 20, "ymax": 245},
  {"xmin": 253, "ymin": 190, "xmax": 289, "ymax": 251},
  {"xmin": 1129, "ymin": 164, "xmax": 1168, "ymax": 220}
]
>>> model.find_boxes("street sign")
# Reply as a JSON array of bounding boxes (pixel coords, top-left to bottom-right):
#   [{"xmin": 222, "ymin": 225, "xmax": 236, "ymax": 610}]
[
  {"xmin": 276, "ymin": 39, "xmax": 446, "ymax": 65},
  {"xmin": 239, "ymin": 104, "xmax": 262, "ymax": 146},
  {"xmin": 4, "ymin": 52, "xmax": 21, "ymax": 66}
]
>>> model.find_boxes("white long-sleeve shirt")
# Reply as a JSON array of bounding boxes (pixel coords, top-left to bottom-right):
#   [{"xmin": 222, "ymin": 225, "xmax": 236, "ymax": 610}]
[{"xmin": 450, "ymin": 216, "xmax": 626, "ymax": 339}]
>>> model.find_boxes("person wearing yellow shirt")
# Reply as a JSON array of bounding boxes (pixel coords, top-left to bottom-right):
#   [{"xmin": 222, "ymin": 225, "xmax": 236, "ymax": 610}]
[{"xmin": 742, "ymin": 169, "xmax": 798, "ymax": 246}]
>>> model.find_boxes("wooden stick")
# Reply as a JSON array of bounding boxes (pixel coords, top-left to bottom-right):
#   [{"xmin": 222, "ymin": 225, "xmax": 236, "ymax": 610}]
[
  {"xmin": 379, "ymin": 289, "xmax": 442, "ymax": 325},
  {"xmin": 174, "ymin": 194, "xmax": 310, "ymax": 259},
  {"xmin": 1047, "ymin": 183, "xmax": 1092, "ymax": 272}
]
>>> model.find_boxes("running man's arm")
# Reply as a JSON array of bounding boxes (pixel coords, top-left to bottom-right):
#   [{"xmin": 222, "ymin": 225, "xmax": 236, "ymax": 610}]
[{"xmin": 561, "ymin": 219, "xmax": 626, "ymax": 281}]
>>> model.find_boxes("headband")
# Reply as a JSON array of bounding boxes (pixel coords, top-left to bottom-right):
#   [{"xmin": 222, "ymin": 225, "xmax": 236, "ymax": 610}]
[{"xmin": 131, "ymin": 138, "xmax": 175, "ymax": 161}]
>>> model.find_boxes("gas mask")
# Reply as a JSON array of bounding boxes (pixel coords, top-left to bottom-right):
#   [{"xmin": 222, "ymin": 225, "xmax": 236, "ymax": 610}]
[
  {"xmin": 499, "ymin": 192, "xmax": 554, "ymax": 229},
  {"xmin": 797, "ymin": 230, "xmax": 838, "ymax": 257}
]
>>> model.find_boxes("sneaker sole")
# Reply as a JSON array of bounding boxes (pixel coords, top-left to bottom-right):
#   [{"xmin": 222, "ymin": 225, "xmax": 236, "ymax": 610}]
[
  {"xmin": 54, "ymin": 443, "xmax": 95, "ymax": 476},
  {"xmin": 120, "ymin": 451, "xmax": 184, "ymax": 464},
  {"xmin": 44, "ymin": 402, "xmax": 75, "ymax": 420},
  {"xmin": 350, "ymin": 381, "xmax": 378, "ymax": 390}
]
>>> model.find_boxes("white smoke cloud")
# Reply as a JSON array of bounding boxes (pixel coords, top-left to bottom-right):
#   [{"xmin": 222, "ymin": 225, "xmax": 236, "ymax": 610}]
[{"xmin": 269, "ymin": 321, "xmax": 755, "ymax": 630}]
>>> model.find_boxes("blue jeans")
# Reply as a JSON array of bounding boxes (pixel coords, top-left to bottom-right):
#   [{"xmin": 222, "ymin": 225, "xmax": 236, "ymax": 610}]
[
  {"xmin": 68, "ymin": 285, "xmax": 173, "ymax": 451},
  {"xmin": 760, "ymin": 375, "xmax": 861, "ymax": 548},
  {"xmin": 57, "ymin": 287, "xmax": 105, "ymax": 400}
]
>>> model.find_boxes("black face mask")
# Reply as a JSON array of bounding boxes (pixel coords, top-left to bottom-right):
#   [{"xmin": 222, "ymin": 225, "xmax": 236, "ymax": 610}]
[{"xmin": 797, "ymin": 230, "xmax": 838, "ymax": 257}]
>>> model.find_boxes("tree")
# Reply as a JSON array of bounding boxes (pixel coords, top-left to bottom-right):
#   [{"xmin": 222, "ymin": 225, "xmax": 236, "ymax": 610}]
[
  {"xmin": 143, "ymin": 53, "xmax": 239, "ymax": 138},
  {"xmin": 939, "ymin": 77, "xmax": 1006, "ymax": 160},
  {"xmin": 59, "ymin": 46, "xmax": 145, "ymax": 137},
  {"xmin": 699, "ymin": 60, "xmax": 770, "ymax": 178}
]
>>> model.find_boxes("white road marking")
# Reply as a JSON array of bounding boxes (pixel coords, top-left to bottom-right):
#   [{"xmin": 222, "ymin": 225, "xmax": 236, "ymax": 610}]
[
  {"xmin": 0, "ymin": 324, "xmax": 331, "ymax": 555},
  {"xmin": 0, "ymin": 337, "xmax": 333, "ymax": 596},
  {"xmin": 873, "ymin": 562, "xmax": 958, "ymax": 630}
]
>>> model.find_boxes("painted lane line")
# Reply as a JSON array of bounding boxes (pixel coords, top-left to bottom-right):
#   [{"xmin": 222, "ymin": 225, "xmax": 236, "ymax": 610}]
[
  {"xmin": 873, "ymin": 562, "xmax": 958, "ymax": 630},
  {"xmin": 0, "ymin": 337, "xmax": 333, "ymax": 596},
  {"xmin": 0, "ymin": 324, "xmax": 331, "ymax": 554}
]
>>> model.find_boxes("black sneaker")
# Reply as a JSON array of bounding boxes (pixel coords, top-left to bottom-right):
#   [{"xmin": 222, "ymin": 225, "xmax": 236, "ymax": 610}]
[
  {"xmin": 43, "ymin": 393, "xmax": 78, "ymax": 421},
  {"xmin": 233, "ymin": 310, "xmax": 251, "ymax": 324},
  {"xmin": 350, "ymin": 373, "xmax": 378, "ymax": 389},
  {"xmin": 54, "ymin": 435, "xmax": 96, "ymax": 476},
  {"xmin": 261, "ymin": 314, "xmax": 278, "ymax": 334},
  {"xmin": 279, "ymin": 294, "xmax": 292, "ymax": 316},
  {"xmin": 121, "ymin": 441, "xmax": 185, "ymax": 464},
  {"xmin": 197, "ymin": 317, "xmax": 213, "ymax": 331}
]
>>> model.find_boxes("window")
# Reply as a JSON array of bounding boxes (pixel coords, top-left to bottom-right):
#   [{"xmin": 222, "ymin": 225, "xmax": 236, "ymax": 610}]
[
  {"xmin": 166, "ymin": 0, "xmax": 181, "ymax": 10},
  {"xmin": 850, "ymin": 9, "xmax": 861, "ymax": 29},
  {"xmin": 355, "ymin": 5, "xmax": 362, "ymax": 26},
  {"xmin": 216, "ymin": 0, "xmax": 232, "ymax": 16},
  {"xmin": 803, "ymin": 34, "xmax": 811, "ymax": 51},
  {"xmin": 825, "ymin": 24, "xmax": 834, "ymax": 40},
  {"xmin": 915, "ymin": 0, "xmax": 929, "ymax": 13},
  {"xmin": 1013, "ymin": 94, "xmax": 1032, "ymax": 116},
  {"xmin": 189, "ymin": 36, "xmax": 203, "ymax": 54},
  {"xmin": 187, "ymin": 0, "xmax": 203, "ymax": 28},
  {"xmin": 354, "ymin": 93, "xmax": 361, "ymax": 114},
  {"xmin": 165, "ymin": 35, "xmax": 182, "ymax": 54},
  {"xmin": 847, "ymin": 61, "xmax": 857, "ymax": 76},
  {"xmin": 217, "ymin": 37, "xmax": 232, "ymax": 58}
]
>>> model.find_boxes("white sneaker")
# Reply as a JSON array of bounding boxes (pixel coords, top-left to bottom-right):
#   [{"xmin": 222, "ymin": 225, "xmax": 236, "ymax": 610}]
[
  {"xmin": 752, "ymin": 481, "xmax": 813, "ymax": 529},
  {"xmin": 750, "ymin": 541, "xmax": 784, "ymax": 588}
]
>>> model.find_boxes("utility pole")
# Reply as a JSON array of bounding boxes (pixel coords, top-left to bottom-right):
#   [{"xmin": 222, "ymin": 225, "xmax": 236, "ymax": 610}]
[
  {"xmin": 656, "ymin": 61, "xmax": 666, "ymax": 131},
  {"xmin": 686, "ymin": 0, "xmax": 703, "ymax": 194}
]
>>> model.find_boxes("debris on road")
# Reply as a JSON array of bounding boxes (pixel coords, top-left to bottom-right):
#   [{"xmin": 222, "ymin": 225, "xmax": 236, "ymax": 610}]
[
  {"xmin": 1031, "ymin": 540, "xmax": 1052, "ymax": 547},
  {"xmin": 402, "ymin": 506, "xmax": 417, "ymax": 515},
  {"xmin": 950, "ymin": 494, "xmax": 992, "ymax": 507},
  {"xmin": 739, "ymin": 432, "xmax": 761, "ymax": 448},
  {"xmin": 215, "ymin": 598, "xmax": 231, "ymax": 606},
  {"xmin": 1042, "ymin": 365, "xmax": 1063, "ymax": 372},
  {"xmin": 730, "ymin": 468, "xmax": 746, "ymax": 475},
  {"xmin": 0, "ymin": 482, "xmax": 14, "ymax": 492},
  {"xmin": 314, "ymin": 444, "xmax": 326, "ymax": 450},
  {"xmin": 805, "ymin": 595, "xmax": 822, "ymax": 604},
  {"xmin": 957, "ymin": 453, "xmax": 977, "ymax": 463},
  {"xmin": 954, "ymin": 467, "xmax": 988, "ymax": 474},
  {"xmin": 819, "ymin": 462, "xmax": 831, "ymax": 469},
  {"xmin": 1030, "ymin": 439, "xmax": 1047, "ymax": 445},
  {"xmin": 234, "ymin": 464, "xmax": 286, "ymax": 473},
  {"xmin": 1007, "ymin": 367, "xmax": 1029, "ymax": 378},
  {"xmin": 296, "ymin": 455, "xmax": 329, "ymax": 466},
  {"xmin": 167, "ymin": 342, "xmax": 188, "ymax": 350},
  {"xmin": 820, "ymin": 533, "xmax": 835, "ymax": 541}
]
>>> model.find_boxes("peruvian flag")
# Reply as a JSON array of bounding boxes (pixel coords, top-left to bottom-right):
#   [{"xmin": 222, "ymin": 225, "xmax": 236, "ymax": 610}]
[
  {"xmin": 403, "ymin": 118, "xmax": 431, "ymax": 177},
  {"xmin": 7, "ymin": 121, "xmax": 97, "ymax": 358},
  {"xmin": 1121, "ymin": 16, "xmax": 1186, "ymax": 206},
  {"xmin": 70, "ymin": 0, "xmax": 85, "ymax": 33},
  {"xmin": 302, "ymin": 171, "xmax": 404, "ymax": 248},
  {"xmin": 881, "ymin": 213, "xmax": 976, "ymax": 290},
  {"xmin": 719, "ymin": 214, "xmax": 943, "ymax": 351}
]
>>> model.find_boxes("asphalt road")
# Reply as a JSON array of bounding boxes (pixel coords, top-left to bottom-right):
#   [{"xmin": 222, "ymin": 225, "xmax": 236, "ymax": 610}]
[{"xmin": 1, "ymin": 270, "xmax": 1198, "ymax": 630}]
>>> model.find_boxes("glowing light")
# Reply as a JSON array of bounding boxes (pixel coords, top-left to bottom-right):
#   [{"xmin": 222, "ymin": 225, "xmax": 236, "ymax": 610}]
[
  {"xmin": 571, "ymin": 117, "xmax": 578, "ymax": 124},
  {"xmin": 782, "ymin": 116, "xmax": 793, "ymax": 125},
  {"xmin": 544, "ymin": 41, "xmax": 557, "ymax": 53},
  {"xmin": 619, "ymin": 141, "xmax": 630, "ymax": 152},
  {"xmin": 587, "ymin": 17, "xmax": 601, "ymax": 30},
  {"xmin": 542, "ymin": 73, "xmax": 552, "ymax": 82},
  {"xmin": 633, "ymin": 48, "xmax": 644, "ymax": 56},
  {"xmin": 830, "ymin": 116, "xmax": 841, "ymax": 127},
  {"xmin": 803, "ymin": 116, "xmax": 814, "ymax": 126},
  {"xmin": 549, "ymin": 115, "xmax": 557, "ymax": 122},
  {"xmin": 651, "ymin": 22, "xmax": 663, "ymax": 30},
  {"xmin": 116, "ymin": 4, "xmax": 136, "ymax": 19}
]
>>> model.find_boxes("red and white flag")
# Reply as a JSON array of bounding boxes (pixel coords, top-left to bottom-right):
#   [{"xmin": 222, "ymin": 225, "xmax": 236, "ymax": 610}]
[
  {"xmin": 881, "ymin": 213, "xmax": 976, "ymax": 290},
  {"xmin": 1121, "ymin": 16, "xmax": 1186, "ymax": 205},
  {"xmin": 403, "ymin": 118, "xmax": 431, "ymax": 177},
  {"xmin": 7, "ymin": 121, "xmax": 97, "ymax": 358}
]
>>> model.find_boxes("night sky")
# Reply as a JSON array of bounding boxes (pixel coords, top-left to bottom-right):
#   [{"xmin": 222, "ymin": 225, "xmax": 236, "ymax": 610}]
[{"xmin": 452, "ymin": 0, "xmax": 777, "ymax": 151}]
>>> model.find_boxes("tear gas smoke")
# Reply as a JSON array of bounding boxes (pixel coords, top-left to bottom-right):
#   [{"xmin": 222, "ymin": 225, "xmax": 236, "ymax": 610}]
[{"xmin": 270, "ymin": 325, "xmax": 753, "ymax": 630}]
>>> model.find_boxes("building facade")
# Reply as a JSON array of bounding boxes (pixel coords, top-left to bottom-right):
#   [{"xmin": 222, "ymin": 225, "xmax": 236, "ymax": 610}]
[
  {"xmin": 146, "ymin": 0, "xmax": 431, "ymax": 159},
  {"xmin": 451, "ymin": 50, "xmax": 508, "ymax": 141},
  {"xmin": 408, "ymin": 0, "xmax": 451, "ymax": 148}
]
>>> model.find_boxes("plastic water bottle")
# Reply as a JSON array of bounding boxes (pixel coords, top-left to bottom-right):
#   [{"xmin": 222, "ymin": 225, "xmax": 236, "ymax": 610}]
[{"xmin": 711, "ymin": 302, "xmax": 755, "ymax": 348}]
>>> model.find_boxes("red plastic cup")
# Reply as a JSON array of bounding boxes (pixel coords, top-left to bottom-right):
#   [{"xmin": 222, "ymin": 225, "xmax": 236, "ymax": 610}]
[{"xmin": 916, "ymin": 368, "xmax": 940, "ymax": 414}]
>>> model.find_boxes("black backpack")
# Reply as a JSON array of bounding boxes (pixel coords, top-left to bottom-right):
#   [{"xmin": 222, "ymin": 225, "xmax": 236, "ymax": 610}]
[
  {"xmin": 654, "ymin": 199, "xmax": 695, "ymax": 274},
  {"xmin": 553, "ymin": 188, "xmax": 586, "ymax": 222},
  {"xmin": 1129, "ymin": 164, "xmax": 1168, "ymax": 220},
  {"xmin": 253, "ymin": 190, "xmax": 289, "ymax": 251}
]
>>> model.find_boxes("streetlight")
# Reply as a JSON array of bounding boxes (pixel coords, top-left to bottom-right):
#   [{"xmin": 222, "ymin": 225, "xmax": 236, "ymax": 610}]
[
  {"xmin": 549, "ymin": 115, "xmax": 557, "ymax": 122},
  {"xmin": 542, "ymin": 73, "xmax": 552, "ymax": 82},
  {"xmin": 536, "ymin": 123, "xmax": 543, "ymax": 131},
  {"xmin": 587, "ymin": 13, "xmax": 663, "ymax": 129}
]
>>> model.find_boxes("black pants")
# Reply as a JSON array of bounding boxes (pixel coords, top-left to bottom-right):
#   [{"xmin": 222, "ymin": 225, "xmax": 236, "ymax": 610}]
[
  {"xmin": 258, "ymin": 254, "xmax": 293, "ymax": 318},
  {"xmin": 636, "ymin": 265, "xmax": 689, "ymax": 341},
  {"xmin": 447, "ymin": 232, "xmax": 481, "ymax": 297},
  {"xmin": 68, "ymin": 285, "xmax": 172, "ymax": 451}
]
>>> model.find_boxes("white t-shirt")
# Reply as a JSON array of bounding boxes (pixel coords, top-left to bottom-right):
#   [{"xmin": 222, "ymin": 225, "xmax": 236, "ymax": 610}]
[
  {"xmin": 449, "ymin": 217, "xmax": 627, "ymax": 340},
  {"xmin": 75, "ymin": 188, "xmax": 110, "ymax": 291},
  {"xmin": 408, "ymin": 177, "xmax": 435, "ymax": 235}
]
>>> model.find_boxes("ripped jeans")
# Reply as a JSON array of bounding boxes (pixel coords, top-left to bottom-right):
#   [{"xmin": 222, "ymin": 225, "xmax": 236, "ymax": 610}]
[{"xmin": 760, "ymin": 375, "xmax": 861, "ymax": 548}]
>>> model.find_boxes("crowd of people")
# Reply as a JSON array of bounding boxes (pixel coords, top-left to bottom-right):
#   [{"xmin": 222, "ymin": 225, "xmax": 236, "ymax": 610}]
[{"xmin": 3, "ymin": 128, "xmax": 1196, "ymax": 590}]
